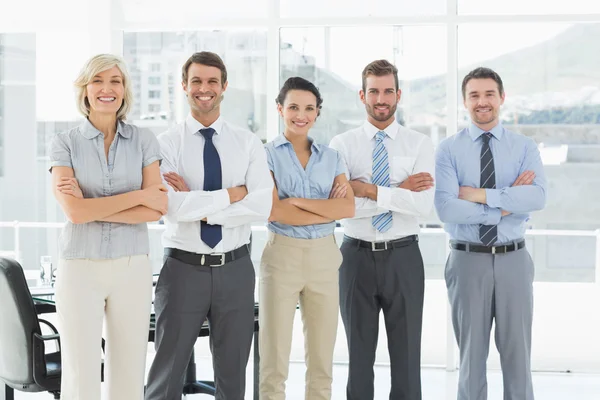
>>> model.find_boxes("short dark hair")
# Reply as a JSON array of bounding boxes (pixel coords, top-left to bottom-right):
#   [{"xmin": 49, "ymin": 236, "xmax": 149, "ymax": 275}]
[
  {"xmin": 276, "ymin": 77, "xmax": 323, "ymax": 116},
  {"xmin": 461, "ymin": 67, "xmax": 504, "ymax": 99},
  {"xmin": 181, "ymin": 51, "xmax": 227, "ymax": 86},
  {"xmin": 361, "ymin": 59, "xmax": 399, "ymax": 92}
]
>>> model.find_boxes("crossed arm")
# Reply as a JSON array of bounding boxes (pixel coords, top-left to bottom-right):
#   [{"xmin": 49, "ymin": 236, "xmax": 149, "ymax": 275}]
[
  {"xmin": 161, "ymin": 135, "xmax": 273, "ymax": 227},
  {"xmin": 52, "ymin": 161, "xmax": 167, "ymax": 224},
  {"xmin": 268, "ymin": 172, "xmax": 355, "ymax": 226},
  {"xmin": 344, "ymin": 137, "xmax": 436, "ymax": 219},
  {"xmin": 434, "ymin": 140, "xmax": 546, "ymax": 225}
]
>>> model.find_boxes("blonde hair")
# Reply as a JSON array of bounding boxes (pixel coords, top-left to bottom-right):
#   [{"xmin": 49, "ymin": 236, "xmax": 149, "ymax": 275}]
[{"xmin": 74, "ymin": 54, "xmax": 133, "ymax": 121}]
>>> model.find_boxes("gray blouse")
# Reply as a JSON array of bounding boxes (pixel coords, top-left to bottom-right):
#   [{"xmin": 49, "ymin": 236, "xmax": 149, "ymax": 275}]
[{"xmin": 49, "ymin": 118, "xmax": 161, "ymax": 260}]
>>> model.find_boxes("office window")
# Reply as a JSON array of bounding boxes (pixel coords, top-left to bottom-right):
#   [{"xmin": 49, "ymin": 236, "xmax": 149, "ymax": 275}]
[
  {"xmin": 124, "ymin": 30, "xmax": 268, "ymax": 139},
  {"xmin": 281, "ymin": 0, "xmax": 446, "ymax": 17},
  {"xmin": 148, "ymin": 76, "xmax": 161, "ymax": 85},
  {"xmin": 458, "ymin": 22, "xmax": 600, "ymax": 282},
  {"xmin": 459, "ymin": 0, "xmax": 600, "ymax": 14},
  {"xmin": 121, "ymin": 0, "xmax": 268, "ymax": 23},
  {"xmin": 150, "ymin": 63, "xmax": 160, "ymax": 72}
]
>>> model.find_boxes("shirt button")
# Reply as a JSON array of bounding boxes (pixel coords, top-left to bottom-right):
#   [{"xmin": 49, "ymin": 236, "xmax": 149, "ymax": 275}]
[
  {"xmin": 104, "ymin": 237, "xmax": 108, "ymax": 241},
  {"xmin": 105, "ymin": 174, "xmax": 109, "ymax": 177}
]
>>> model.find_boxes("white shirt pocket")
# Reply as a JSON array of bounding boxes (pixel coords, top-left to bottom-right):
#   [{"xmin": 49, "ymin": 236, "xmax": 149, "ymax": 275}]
[{"xmin": 391, "ymin": 156, "xmax": 416, "ymax": 185}]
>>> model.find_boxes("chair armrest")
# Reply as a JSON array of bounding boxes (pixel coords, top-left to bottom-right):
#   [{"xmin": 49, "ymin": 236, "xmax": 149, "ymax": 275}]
[
  {"xmin": 37, "ymin": 320, "xmax": 61, "ymax": 351},
  {"xmin": 34, "ymin": 332, "xmax": 60, "ymax": 342},
  {"xmin": 34, "ymin": 302, "xmax": 56, "ymax": 315},
  {"xmin": 32, "ymin": 333, "xmax": 61, "ymax": 389}
]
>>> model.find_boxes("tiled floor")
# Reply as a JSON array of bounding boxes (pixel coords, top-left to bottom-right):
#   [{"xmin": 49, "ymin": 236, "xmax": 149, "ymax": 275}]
[{"xmin": 11, "ymin": 355, "xmax": 600, "ymax": 399}]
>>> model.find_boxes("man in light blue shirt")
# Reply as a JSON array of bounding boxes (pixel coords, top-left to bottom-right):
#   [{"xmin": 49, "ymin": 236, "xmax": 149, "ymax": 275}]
[{"xmin": 435, "ymin": 67, "xmax": 547, "ymax": 400}]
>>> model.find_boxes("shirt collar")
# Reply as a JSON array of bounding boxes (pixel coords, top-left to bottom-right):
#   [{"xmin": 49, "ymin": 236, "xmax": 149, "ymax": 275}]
[
  {"xmin": 185, "ymin": 113, "xmax": 224, "ymax": 136},
  {"xmin": 468, "ymin": 122, "xmax": 505, "ymax": 142},
  {"xmin": 79, "ymin": 118, "xmax": 131, "ymax": 140},
  {"xmin": 363, "ymin": 119, "xmax": 399, "ymax": 141},
  {"xmin": 272, "ymin": 133, "xmax": 321, "ymax": 153}
]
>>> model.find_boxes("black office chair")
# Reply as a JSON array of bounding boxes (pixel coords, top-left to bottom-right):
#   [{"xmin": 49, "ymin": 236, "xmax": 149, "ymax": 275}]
[
  {"xmin": 0, "ymin": 257, "xmax": 104, "ymax": 399},
  {"xmin": 0, "ymin": 257, "xmax": 63, "ymax": 399}
]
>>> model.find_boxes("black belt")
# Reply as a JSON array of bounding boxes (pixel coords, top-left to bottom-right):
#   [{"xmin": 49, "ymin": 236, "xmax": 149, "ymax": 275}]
[
  {"xmin": 343, "ymin": 234, "xmax": 418, "ymax": 252},
  {"xmin": 450, "ymin": 240, "xmax": 525, "ymax": 254},
  {"xmin": 164, "ymin": 245, "xmax": 249, "ymax": 267}
]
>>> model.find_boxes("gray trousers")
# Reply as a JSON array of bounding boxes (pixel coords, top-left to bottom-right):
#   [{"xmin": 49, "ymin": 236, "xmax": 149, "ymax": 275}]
[
  {"xmin": 339, "ymin": 238, "xmax": 425, "ymax": 400},
  {"xmin": 445, "ymin": 243, "xmax": 535, "ymax": 400},
  {"xmin": 144, "ymin": 252, "xmax": 255, "ymax": 400}
]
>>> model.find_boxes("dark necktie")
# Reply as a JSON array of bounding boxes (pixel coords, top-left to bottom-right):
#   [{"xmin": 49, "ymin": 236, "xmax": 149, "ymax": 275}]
[
  {"xmin": 200, "ymin": 127, "xmax": 222, "ymax": 248},
  {"xmin": 479, "ymin": 132, "xmax": 497, "ymax": 246}
]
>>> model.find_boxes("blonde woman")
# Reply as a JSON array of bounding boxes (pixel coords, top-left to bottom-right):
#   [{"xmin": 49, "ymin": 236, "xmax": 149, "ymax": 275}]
[{"xmin": 49, "ymin": 54, "xmax": 167, "ymax": 400}]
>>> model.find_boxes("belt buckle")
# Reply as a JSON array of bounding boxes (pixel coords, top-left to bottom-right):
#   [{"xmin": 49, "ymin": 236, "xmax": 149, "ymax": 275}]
[
  {"xmin": 371, "ymin": 241, "xmax": 388, "ymax": 252},
  {"xmin": 491, "ymin": 246, "xmax": 496, "ymax": 254},
  {"xmin": 201, "ymin": 254, "xmax": 226, "ymax": 267}
]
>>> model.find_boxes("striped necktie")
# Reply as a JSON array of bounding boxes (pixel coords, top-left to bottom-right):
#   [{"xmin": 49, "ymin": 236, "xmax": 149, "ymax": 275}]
[
  {"xmin": 479, "ymin": 132, "xmax": 497, "ymax": 246},
  {"xmin": 372, "ymin": 131, "xmax": 393, "ymax": 232}
]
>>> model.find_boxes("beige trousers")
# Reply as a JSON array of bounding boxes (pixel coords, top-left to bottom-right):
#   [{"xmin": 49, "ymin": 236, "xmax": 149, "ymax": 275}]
[
  {"xmin": 54, "ymin": 255, "xmax": 153, "ymax": 400},
  {"xmin": 259, "ymin": 232, "xmax": 343, "ymax": 400}
]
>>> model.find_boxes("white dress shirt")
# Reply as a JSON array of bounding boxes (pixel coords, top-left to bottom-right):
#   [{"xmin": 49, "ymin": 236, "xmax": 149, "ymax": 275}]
[
  {"xmin": 159, "ymin": 114, "xmax": 273, "ymax": 254},
  {"xmin": 329, "ymin": 120, "xmax": 435, "ymax": 242}
]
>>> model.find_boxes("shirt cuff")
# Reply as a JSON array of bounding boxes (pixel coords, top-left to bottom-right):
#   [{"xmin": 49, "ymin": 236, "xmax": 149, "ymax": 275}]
[
  {"xmin": 484, "ymin": 206, "xmax": 502, "ymax": 225},
  {"xmin": 214, "ymin": 188, "xmax": 231, "ymax": 210},
  {"xmin": 485, "ymin": 188, "xmax": 503, "ymax": 209},
  {"xmin": 205, "ymin": 189, "xmax": 231, "ymax": 225},
  {"xmin": 142, "ymin": 155, "xmax": 162, "ymax": 168},
  {"xmin": 48, "ymin": 160, "xmax": 73, "ymax": 173},
  {"xmin": 376, "ymin": 186, "xmax": 392, "ymax": 209}
]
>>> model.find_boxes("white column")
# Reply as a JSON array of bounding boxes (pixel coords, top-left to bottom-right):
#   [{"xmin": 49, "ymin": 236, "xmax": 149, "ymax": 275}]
[
  {"xmin": 445, "ymin": 0, "xmax": 459, "ymax": 372},
  {"xmin": 87, "ymin": 0, "xmax": 124, "ymax": 56},
  {"xmin": 266, "ymin": 0, "xmax": 281, "ymax": 141}
]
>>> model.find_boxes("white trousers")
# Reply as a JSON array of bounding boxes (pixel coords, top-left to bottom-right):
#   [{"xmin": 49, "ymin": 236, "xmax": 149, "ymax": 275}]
[{"xmin": 55, "ymin": 255, "xmax": 153, "ymax": 400}]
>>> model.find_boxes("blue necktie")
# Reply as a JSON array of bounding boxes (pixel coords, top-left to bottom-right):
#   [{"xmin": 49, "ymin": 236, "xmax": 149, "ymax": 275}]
[
  {"xmin": 200, "ymin": 128, "xmax": 222, "ymax": 248},
  {"xmin": 372, "ymin": 131, "xmax": 393, "ymax": 232},
  {"xmin": 479, "ymin": 132, "xmax": 497, "ymax": 246}
]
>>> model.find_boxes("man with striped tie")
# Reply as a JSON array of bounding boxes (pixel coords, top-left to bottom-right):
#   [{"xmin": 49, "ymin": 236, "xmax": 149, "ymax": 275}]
[
  {"xmin": 434, "ymin": 67, "xmax": 547, "ymax": 400},
  {"xmin": 329, "ymin": 59, "xmax": 435, "ymax": 400}
]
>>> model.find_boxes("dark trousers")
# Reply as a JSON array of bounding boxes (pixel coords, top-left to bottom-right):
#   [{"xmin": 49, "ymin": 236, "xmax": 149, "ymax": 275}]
[
  {"xmin": 339, "ymin": 238, "xmax": 425, "ymax": 400},
  {"xmin": 144, "ymin": 252, "xmax": 255, "ymax": 400}
]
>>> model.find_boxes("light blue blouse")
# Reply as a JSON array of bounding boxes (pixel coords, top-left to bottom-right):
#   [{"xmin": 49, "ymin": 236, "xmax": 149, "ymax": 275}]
[{"xmin": 265, "ymin": 134, "xmax": 346, "ymax": 239}]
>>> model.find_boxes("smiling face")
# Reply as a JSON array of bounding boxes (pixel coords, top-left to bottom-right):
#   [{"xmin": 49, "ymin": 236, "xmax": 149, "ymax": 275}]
[
  {"xmin": 182, "ymin": 62, "xmax": 227, "ymax": 119},
  {"xmin": 360, "ymin": 73, "xmax": 401, "ymax": 129},
  {"xmin": 85, "ymin": 66, "xmax": 124, "ymax": 118},
  {"xmin": 463, "ymin": 77, "xmax": 505, "ymax": 131},
  {"xmin": 278, "ymin": 89, "xmax": 319, "ymax": 138}
]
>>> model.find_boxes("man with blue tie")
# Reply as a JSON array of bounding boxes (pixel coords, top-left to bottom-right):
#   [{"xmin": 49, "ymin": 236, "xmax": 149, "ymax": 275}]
[
  {"xmin": 144, "ymin": 51, "xmax": 273, "ymax": 400},
  {"xmin": 435, "ymin": 67, "xmax": 547, "ymax": 400},
  {"xmin": 330, "ymin": 59, "xmax": 435, "ymax": 400}
]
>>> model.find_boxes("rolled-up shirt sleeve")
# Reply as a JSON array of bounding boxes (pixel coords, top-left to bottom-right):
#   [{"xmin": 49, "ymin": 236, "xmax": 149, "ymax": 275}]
[
  {"xmin": 48, "ymin": 133, "xmax": 73, "ymax": 172},
  {"xmin": 139, "ymin": 128, "xmax": 162, "ymax": 168}
]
